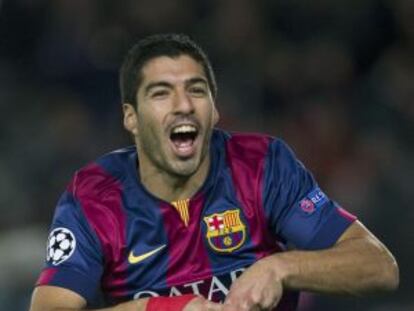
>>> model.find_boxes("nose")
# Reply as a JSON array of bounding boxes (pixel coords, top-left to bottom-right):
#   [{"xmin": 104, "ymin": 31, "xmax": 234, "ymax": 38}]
[{"xmin": 173, "ymin": 89, "xmax": 195, "ymax": 115}]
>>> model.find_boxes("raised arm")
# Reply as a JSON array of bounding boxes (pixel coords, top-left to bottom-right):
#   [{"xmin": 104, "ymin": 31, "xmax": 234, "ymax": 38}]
[{"xmin": 223, "ymin": 221, "xmax": 399, "ymax": 311}]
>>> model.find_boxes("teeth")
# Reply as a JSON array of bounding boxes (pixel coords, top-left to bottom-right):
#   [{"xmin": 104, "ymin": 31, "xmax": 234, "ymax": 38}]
[{"xmin": 172, "ymin": 125, "xmax": 197, "ymax": 134}]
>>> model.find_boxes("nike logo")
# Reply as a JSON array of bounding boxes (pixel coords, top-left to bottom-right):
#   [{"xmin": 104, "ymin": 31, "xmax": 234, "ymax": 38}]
[{"xmin": 128, "ymin": 244, "xmax": 166, "ymax": 264}]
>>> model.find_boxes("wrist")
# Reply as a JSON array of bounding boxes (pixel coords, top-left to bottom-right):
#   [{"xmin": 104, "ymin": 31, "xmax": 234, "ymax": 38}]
[
  {"xmin": 261, "ymin": 253, "xmax": 298, "ymax": 288},
  {"xmin": 145, "ymin": 294, "xmax": 197, "ymax": 311}
]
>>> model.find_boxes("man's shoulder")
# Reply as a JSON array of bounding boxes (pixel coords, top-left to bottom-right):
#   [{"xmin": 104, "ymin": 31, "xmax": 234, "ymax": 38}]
[
  {"xmin": 213, "ymin": 129, "xmax": 297, "ymax": 171},
  {"xmin": 68, "ymin": 146, "xmax": 136, "ymax": 197},
  {"xmin": 214, "ymin": 129, "xmax": 276, "ymax": 158}
]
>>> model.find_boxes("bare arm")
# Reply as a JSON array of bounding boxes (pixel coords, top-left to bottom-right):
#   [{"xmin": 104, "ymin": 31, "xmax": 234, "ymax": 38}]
[
  {"xmin": 29, "ymin": 286, "xmax": 148, "ymax": 311},
  {"xmin": 29, "ymin": 285, "xmax": 223, "ymax": 311},
  {"xmin": 223, "ymin": 221, "xmax": 399, "ymax": 310},
  {"xmin": 275, "ymin": 220, "xmax": 399, "ymax": 295}
]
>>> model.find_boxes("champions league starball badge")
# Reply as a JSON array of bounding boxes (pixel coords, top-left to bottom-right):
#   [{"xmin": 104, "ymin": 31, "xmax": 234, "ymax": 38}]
[{"xmin": 46, "ymin": 227, "xmax": 76, "ymax": 265}]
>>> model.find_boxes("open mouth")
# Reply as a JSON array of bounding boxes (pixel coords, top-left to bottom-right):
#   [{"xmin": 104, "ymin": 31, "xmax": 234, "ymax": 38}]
[{"xmin": 169, "ymin": 124, "xmax": 199, "ymax": 157}]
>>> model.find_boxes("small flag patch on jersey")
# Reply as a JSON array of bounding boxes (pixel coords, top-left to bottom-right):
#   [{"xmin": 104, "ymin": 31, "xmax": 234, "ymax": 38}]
[
  {"xmin": 299, "ymin": 188, "xmax": 328, "ymax": 214},
  {"xmin": 171, "ymin": 199, "xmax": 190, "ymax": 226},
  {"xmin": 203, "ymin": 209, "xmax": 246, "ymax": 253}
]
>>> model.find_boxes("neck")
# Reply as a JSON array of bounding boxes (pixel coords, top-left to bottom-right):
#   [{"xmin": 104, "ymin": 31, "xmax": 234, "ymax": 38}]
[{"xmin": 137, "ymin": 152, "xmax": 210, "ymax": 202}]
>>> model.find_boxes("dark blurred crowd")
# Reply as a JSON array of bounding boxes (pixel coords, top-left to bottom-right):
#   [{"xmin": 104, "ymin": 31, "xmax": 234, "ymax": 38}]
[{"xmin": 0, "ymin": 0, "xmax": 412, "ymax": 310}]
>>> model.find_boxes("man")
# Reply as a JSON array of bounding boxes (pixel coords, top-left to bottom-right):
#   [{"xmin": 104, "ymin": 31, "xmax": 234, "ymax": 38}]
[{"xmin": 29, "ymin": 34, "xmax": 399, "ymax": 311}]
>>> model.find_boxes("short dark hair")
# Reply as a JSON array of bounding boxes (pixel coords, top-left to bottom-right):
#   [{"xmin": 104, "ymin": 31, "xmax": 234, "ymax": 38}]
[{"xmin": 120, "ymin": 33, "xmax": 217, "ymax": 105}]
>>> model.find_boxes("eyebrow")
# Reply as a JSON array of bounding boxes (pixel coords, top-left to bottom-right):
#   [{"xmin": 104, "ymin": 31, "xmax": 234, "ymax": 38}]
[
  {"xmin": 185, "ymin": 77, "xmax": 208, "ymax": 87},
  {"xmin": 143, "ymin": 77, "xmax": 209, "ymax": 96}
]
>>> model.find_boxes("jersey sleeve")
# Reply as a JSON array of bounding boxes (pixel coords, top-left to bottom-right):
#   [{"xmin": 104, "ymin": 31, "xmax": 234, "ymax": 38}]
[
  {"xmin": 263, "ymin": 139, "xmax": 357, "ymax": 250},
  {"xmin": 36, "ymin": 190, "xmax": 103, "ymax": 305}
]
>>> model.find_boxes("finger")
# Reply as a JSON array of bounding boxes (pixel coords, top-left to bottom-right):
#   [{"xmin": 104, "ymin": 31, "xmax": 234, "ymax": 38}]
[
  {"xmin": 225, "ymin": 296, "xmax": 257, "ymax": 311},
  {"xmin": 204, "ymin": 300, "xmax": 223, "ymax": 311},
  {"xmin": 221, "ymin": 305, "xmax": 236, "ymax": 311},
  {"xmin": 224, "ymin": 294, "xmax": 243, "ymax": 309},
  {"xmin": 246, "ymin": 283, "xmax": 280, "ymax": 310},
  {"xmin": 225, "ymin": 283, "xmax": 246, "ymax": 305},
  {"xmin": 264, "ymin": 289, "xmax": 282, "ymax": 309}
]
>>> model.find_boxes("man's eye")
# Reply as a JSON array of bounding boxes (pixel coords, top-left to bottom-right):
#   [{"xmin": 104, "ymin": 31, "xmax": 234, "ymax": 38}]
[
  {"xmin": 151, "ymin": 90, "xmax": 169, "ymax": 98},
  {"xmin": 189, "ymin": 87, "xmax": 207, "ymax": 96}
]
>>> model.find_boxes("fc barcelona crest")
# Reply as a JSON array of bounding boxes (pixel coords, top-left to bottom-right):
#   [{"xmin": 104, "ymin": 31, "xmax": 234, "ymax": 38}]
[{"xmin": 203, "ymin": 209, "xmax": 246, "ymax": 253}]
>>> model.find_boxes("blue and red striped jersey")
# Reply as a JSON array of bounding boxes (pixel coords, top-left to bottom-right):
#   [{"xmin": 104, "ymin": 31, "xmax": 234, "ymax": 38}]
[{"xmin": 36, "ymin": 129, "xmax": 356, "ymax": 310}]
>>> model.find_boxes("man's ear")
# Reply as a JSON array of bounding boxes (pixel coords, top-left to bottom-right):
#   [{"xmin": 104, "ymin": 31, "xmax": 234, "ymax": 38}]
[
  {"xmin": 213, "ymin": 104, "xmax": 220, "ymax": 126},
  {"xmin": 123, "ymin": 103, "xmax": 138, "ymax": 136}
]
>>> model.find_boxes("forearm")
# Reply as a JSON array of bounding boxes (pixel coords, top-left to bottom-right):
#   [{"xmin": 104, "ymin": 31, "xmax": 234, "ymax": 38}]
[
  {"xmin": 29, "ymin": 287, "xmax": 148, "ymax": 311},
  {"xmin": 52, "ymin": 299, "xmax": 147, "ymax": 311},
  {"xmin": 268, "ymin": 234, "xmax": 399, "ymax": 295},
  {"xmin": 30, "ymin": 288, "xmax": 204, "ymax": 311}
]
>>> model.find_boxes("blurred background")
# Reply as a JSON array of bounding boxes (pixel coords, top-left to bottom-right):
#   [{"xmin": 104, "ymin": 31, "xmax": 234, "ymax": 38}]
[{"xmin": 0, "ymin": 0, "xmax": 412, "ymax": 310}]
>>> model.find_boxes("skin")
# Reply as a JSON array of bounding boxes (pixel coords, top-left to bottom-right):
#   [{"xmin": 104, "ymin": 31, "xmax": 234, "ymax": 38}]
[
  {"xmin": 123, "ymin": 54, "xmax": 219, "ymax": 202},
  {"xmin": 29, "ymin": 54, "xmax": 222, "ymax": 311},
  {"xmin": 29, "ymin": 55, "xmax": 399, "ymax": 311},
  {"xmin": 29, "ymin": 220, "xmax": 399, "ymax": 311},
  {"xmin": 29, "ymin": 288, "xmax": 221, "ymax": 311},
  {"xmin": 222, "ymin": 221, "xmax": 399, "ymax": 311}
]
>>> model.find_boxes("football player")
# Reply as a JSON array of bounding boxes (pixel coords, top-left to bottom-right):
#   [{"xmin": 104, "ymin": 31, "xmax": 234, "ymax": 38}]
[{"xmin": 29, "ymin": 34, "xmax": 398, "ymax": 311}]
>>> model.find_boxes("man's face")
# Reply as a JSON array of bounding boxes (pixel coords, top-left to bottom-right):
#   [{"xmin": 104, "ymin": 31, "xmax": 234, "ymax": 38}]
[{"xmin": 124, "ymin": 54, "xmax": 219, "ymax": 177}]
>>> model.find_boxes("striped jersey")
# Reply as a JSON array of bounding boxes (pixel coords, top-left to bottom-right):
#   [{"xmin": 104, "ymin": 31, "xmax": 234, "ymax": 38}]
[{"xmin": 36, "ymin": 129, "xmax": 356, "ymax": 310}]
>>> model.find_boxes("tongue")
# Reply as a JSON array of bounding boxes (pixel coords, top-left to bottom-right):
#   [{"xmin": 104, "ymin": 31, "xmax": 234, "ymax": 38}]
[
  {"xmin": 173, "ymin": 137, "xmax": 193, "ymax": 147},
  {"xmin": 173, "ymin": 137, "xmax": 193, "ymax": 148},
  {"xmin": 170, "ymin": 132, "xmax": 197, "ymax": 156}
]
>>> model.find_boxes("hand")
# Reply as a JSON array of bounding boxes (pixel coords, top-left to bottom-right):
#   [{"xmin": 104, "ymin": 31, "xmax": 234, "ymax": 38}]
[
  {"xmin": 223, "ymin": 256, "xmax": 285, "ymax": 311},
  {"xmin": 183, "ymin": 296, "xmax": 223, "ymax": 311}
]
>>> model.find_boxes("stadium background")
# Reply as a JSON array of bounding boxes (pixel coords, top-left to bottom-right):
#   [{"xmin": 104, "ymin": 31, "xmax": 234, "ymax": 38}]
[{"xmin": 0, "ymin": 0, "xmax": 412, "ymax": 310}]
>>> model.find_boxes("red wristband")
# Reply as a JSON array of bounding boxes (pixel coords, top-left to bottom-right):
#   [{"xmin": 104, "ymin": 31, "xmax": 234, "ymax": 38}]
[{"xmin": 145, "ymin": 294, "xmax": 197, "ymax": 311}]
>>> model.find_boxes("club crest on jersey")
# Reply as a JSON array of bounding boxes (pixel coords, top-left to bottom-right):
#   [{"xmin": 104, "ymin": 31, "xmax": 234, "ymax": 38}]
[{"xmin": 203, "ymin": 209, "xmax": 246, "ymax": 253}]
